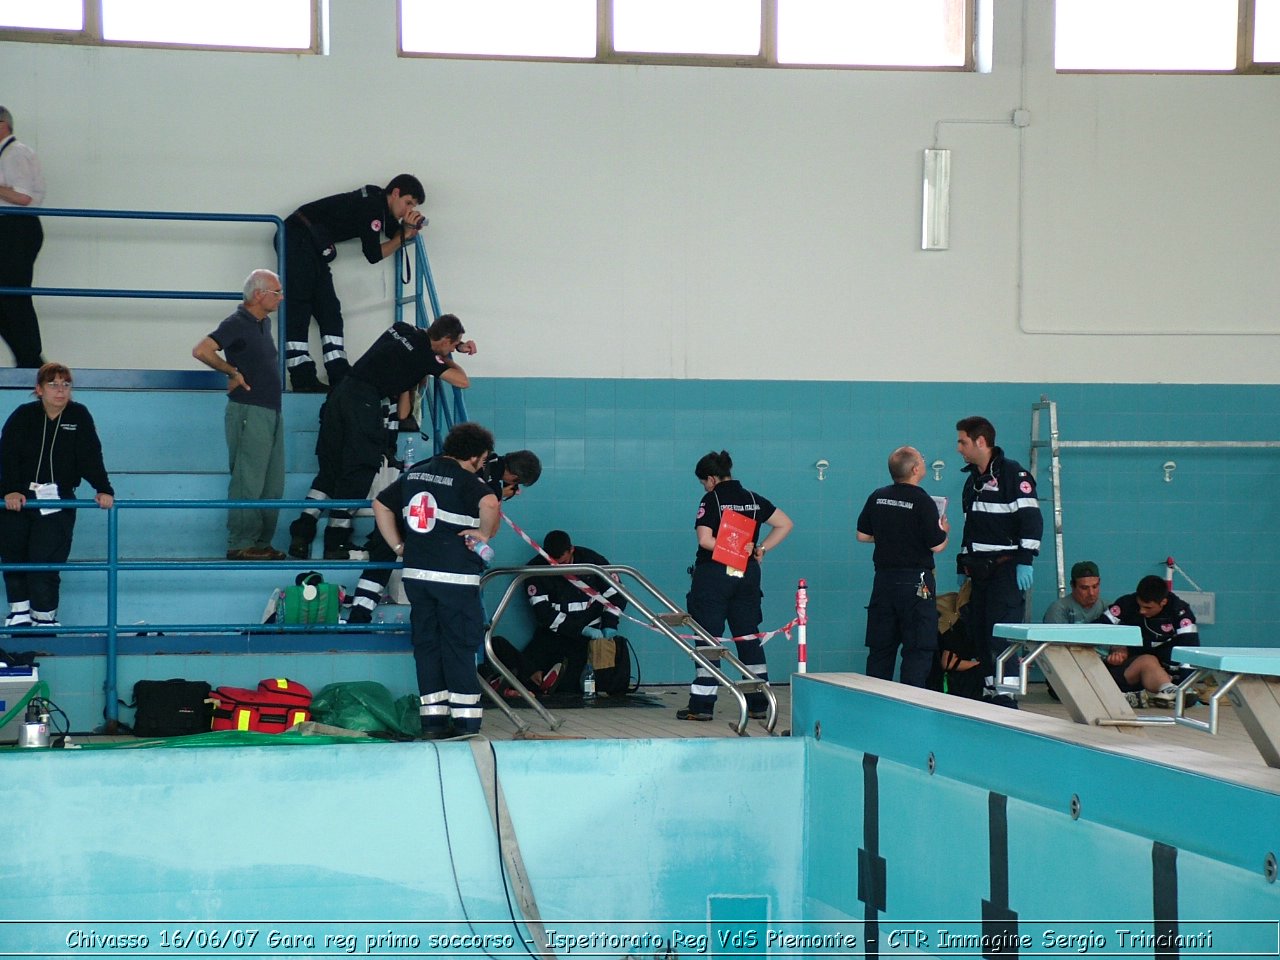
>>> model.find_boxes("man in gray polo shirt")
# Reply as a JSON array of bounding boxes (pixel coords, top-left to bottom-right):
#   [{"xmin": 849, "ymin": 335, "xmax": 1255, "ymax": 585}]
[
  {"xmin": 192, "ymin": 269, "xmax": 286, "ymax": 560},
  {"xmin": 1042, "ymin": 560, "xmax": 1105, "ymax": 624}
]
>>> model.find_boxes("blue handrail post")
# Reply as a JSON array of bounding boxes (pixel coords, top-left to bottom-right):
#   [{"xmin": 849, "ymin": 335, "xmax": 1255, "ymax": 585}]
[
  {"xmin": 105, "ymin": 506, "xmax": 120, "ymax": 729},
  {"xmin": 390, "ymin": 236, "xmax": 467, "ymax": 456},
  {"xmin": 276, "ymin": 222, "xmax": 288, "ymax": 388}
]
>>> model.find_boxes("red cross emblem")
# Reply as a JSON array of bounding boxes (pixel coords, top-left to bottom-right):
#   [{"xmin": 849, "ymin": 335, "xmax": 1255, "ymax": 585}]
[{"xmin": 406, "ymin": 491, "xmax": 437, "ymax": 533}]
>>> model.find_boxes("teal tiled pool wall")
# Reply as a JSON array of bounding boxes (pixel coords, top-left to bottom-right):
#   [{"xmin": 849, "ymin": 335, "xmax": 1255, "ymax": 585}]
[
  {"xmin": 4, "ymin": 379, "xmax": 1280, "ymax": 732},
  {"xmin": 3, "ymin": 677, "xmax": 1277, "ymax": 956}
]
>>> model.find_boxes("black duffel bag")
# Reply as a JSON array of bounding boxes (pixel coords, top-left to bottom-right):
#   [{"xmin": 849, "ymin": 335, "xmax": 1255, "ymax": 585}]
[{"xmin": 129, "ymin": 679, "xmax": 214, "ymax": 737}]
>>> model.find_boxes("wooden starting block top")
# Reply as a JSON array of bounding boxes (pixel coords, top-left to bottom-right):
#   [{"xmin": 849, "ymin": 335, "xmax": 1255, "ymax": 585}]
[
  {"xmin": 993, "ymin": 623, "xmax": 1143, "ymax": 647},
  {"xmin": 1171, "ymin": 646, "xmax": 1280, "ymax": 676}
]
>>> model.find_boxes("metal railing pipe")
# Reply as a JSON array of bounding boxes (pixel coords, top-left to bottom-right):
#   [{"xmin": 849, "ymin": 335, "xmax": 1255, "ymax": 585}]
[{"xmin": 0, "ymin": 205, "xmax": 288, "ymax": 384}]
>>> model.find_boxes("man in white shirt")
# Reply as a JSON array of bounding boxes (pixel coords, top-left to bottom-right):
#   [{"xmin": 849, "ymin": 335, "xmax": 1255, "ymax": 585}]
[{"xmin": 0, "ymin": 105, "xmax": 48, "ymax": 368}]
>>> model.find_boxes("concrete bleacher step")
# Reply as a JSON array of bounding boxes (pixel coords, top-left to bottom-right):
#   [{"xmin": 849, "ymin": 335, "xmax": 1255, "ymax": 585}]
[{"xmin": 0, "ymin": 383, "xmax": 341, "ymax": 632}]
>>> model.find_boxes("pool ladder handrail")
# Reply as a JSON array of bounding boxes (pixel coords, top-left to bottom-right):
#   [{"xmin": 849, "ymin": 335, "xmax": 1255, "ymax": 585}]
[{"xmin": 478, "ymin": 563, "xmax": 777, "ymax": 736}]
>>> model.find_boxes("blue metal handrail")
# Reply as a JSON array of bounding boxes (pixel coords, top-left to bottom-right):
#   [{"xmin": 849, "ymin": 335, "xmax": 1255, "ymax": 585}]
[
  {"xmin": 0, "ymin": 205, "xmax": 288, "ymax": 384},
  {"xmin": 0, "ymin": 497, "xmax": 408, "ymax": 730},
  {"xmin": 393, "ymin": 236, "xmax": 468, "ymax": 455}
]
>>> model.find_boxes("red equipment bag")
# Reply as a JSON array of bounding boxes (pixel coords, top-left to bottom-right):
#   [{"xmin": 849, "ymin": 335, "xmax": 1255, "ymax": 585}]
[{"xmin": 211, "ymin": 678, "xmax": 313, "ymax": 733}]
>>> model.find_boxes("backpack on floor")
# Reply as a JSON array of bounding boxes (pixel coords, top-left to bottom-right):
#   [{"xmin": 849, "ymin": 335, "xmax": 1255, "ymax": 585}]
[{"xmin": 589, "ymin": 635, "xmax": 638, "ymax": 696}]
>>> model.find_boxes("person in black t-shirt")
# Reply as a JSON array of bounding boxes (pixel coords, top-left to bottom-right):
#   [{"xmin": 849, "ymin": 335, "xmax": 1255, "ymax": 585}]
[
  {"xmin": 856, "ymin": 446, "xmax": 950, "ymax": 687},
  {"xmin": 287, "ymin": 314, "xmax": 474, "ymax": 561},
  {"xmin": 677, "ymin": 450, "xmax": 793, "ymax": 722},
  {"xmin": 283, "ymin": 173, "xmax": 426, "ymax": 392}
]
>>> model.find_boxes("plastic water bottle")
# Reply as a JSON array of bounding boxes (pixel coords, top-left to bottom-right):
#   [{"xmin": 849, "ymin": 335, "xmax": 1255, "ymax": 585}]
[
  {"xmin": 582, "ymin": 662, "xmax": 597, "ymax": 702},
  {"xmin": 465, "ymin": 535, "xmax": 495, "ymax": 564},
  {"xmin": 403, "ymin": 435, "xmax": 416, "ymax": 468}
]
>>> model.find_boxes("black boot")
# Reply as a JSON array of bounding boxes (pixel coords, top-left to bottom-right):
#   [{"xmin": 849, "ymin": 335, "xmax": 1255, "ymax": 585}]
[{"xmin": 288, "ymin": 514, "xmax": 317, "ymax": 560}]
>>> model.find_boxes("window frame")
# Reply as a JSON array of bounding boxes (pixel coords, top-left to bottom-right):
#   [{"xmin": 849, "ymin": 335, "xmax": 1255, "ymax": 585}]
[
  {"xmin": 0, "ymin": 0, "xmax": 322, "ymax": 55},
  {"xmin": 397, "ymin": 0, "xmax": 978, "ymax": 73},
  {"xmin": 1056, "ymin": 0, "xmax": 1280, "ymax": 75}
]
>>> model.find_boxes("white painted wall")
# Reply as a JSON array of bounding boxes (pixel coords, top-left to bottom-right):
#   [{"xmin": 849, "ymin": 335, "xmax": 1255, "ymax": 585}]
[{"xmin": 2, "ymin": 0, "xmax": 1277, "ymax": 382}]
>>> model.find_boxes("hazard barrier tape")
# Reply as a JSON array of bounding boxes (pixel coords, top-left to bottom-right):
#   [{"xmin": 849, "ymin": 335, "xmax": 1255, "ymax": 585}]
[{"xmin": 501, "ymin": 512, "xmax": 800, "ymax": 647}]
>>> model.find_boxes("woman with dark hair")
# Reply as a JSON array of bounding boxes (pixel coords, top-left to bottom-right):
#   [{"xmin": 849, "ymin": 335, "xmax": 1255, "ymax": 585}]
[
  {"xmin": 678, "ymin": 450, "xmax": 793, "ymax": 722},
  {"xmin": 0, "ymin": 362, "xmax": 113, "ymax": 630}
]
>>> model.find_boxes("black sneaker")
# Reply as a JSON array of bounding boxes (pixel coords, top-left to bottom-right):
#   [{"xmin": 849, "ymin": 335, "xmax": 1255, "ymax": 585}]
[
  {"xmin": 346, "ymin": 606, "xmax": 373, "ymax": 625},
  {"xmin": 676, "ymin": 708, "xmax": 714, "ymax": 722},
  {"xmin": 287, "ymin": 537, "xmax": 312, "ymax": 560},
  {"xmin": 748, "ymin": 709, "xmax": 769, "ymax": 720}
]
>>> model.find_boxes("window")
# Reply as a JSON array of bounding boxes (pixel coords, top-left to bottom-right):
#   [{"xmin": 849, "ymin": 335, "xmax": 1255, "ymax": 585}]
[
  {"xmin": 400, "ymin": 0, "xmax": 976, "ymax": 70},
  {"xmin": 400, "ymin": 0, "xmax": 594, "ymax": 59},
  {"xmin": 778, "ymin": 0, "xmax": 968, "ymax": 68},
  {"xmin": 613, "ymin": 0, "xmax": 761, "ymax": 56},
  {"xmin": 0, "ymin": 0, "xmax": 83, "ymax": 30},
  {"xmin": 1257, "ymin": 0, "xmax": 1280, "ymax": 62},
  {"xmin": 1056, "ymin": 0, "xmax": 1280, "ymax": 73},
  {"xmin": 0, "ymin": 0, "xmax": 319, "ymax": 52}
]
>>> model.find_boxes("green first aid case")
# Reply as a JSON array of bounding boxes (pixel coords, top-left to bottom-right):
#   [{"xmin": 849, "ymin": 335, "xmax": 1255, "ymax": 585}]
[{"xmin": 278, "ymin": 575, "xmax": 340, "ymax": 625}]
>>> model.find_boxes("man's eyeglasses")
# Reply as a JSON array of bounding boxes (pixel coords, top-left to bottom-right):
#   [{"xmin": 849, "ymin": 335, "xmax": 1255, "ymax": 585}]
[{"xmin": 44, "ymin": 381, "xmax": 72, "ymax": 390}]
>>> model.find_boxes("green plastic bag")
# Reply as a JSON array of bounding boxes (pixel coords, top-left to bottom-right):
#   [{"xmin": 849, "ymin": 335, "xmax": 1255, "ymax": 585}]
[{"xmin": 310, "ymin": 681, "xmax": 421, "ymax": 737}]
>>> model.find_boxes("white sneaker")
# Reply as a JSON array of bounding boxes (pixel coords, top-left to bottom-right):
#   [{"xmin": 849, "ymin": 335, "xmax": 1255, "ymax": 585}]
[
  {"xmin": 1151, "ymin": 684, "xmax": 1179, "ymax": 707},
  {"xmin": 1124, "ymin": 690, "xmax": 1150, "ymax": 709}
]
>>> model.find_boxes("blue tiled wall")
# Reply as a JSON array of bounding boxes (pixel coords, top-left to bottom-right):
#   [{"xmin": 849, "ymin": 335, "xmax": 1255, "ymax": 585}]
[{"xmin": 4, "ymin": 379, "xmax": 1279, "ymax": 731}]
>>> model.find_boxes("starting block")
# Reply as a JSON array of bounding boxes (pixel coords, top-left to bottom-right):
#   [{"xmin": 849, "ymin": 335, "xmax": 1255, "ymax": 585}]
[
  {"xmin": 1170, "ymin": 646, "xmax": 1280, "ymax": 769},
  {"xmin": 992, "ymin": 623, "xmax": 1158, "ymax": 734}
]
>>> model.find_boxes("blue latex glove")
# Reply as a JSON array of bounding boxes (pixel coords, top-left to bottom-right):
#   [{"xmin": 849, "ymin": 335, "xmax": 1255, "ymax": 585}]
[
  {"xmin": 601, "ymin": 627, "xmax": 616, "ymax": 638},
  {"xmin": 582, "ymin": 627, "xmax": 606, "ymax": 641},
  {"xmin": 1016, "ymin": 564, "xmax": 1034, "ymax": 591}
]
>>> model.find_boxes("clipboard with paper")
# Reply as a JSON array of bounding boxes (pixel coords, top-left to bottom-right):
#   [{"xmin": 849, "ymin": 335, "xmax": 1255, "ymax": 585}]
[{"xmin": 712, "ymin": 508, "xmax": 758, "ymax": 572}]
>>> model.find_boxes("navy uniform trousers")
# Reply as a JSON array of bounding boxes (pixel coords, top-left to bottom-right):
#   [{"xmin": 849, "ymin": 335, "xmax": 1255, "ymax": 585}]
[
  {"xmin": 864, "ymin": 568, "xmax": 938, "ymax": 688},
  {"xmin": 406, "ymin": 578, "xmax": 485, "ymax": 734},
  {"xmin": 685, "ymin": 560, "xmax": 769, "ymax": 714}
]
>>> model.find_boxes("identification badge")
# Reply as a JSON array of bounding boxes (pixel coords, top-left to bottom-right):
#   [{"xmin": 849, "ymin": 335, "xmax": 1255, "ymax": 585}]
[{"xmin": 32, "ymin": 481, "xmax": 61, "ymax": 515}]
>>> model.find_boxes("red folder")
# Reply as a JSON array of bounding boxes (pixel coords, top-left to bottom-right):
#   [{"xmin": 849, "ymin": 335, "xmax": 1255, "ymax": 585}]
[{"xmin": 712, "ymin": 509, "xmax": 758, "ymax": 572}]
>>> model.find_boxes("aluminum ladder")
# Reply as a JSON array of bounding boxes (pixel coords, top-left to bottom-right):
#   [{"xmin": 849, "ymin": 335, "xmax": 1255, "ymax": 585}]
[{"xmin": 477, "ymin": 563, "xmax": 779, "ymax": 736}]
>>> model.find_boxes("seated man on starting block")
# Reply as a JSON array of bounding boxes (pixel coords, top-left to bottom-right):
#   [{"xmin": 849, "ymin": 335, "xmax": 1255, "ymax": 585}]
[{"xmin": 1097, "ymin": 575, "xmax": 1199, "ymax": 708}]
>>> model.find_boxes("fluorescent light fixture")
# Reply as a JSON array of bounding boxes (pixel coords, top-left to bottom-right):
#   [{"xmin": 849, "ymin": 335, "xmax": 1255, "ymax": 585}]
[{"xmin": 922, "ymin": 148, "xmax": 951, "ymax": 251}]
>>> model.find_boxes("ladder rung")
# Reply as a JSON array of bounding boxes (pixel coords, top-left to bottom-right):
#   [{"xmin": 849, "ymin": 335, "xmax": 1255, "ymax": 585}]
[
  {"xmin": 694, "ymin": 646, "xmax": 729, "ymax": 657},
  {"xmin": 734, "ymin": 679, "xmax": 768, "ymax": 691},
  {"xmin": 656, "ymin": 612, "xmax": 691, "ymax": 625}
]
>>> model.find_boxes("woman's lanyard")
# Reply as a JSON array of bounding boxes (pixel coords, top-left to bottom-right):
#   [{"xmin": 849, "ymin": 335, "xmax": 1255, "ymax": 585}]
[{"xmin": 34, "ymin": 412, "xmax": 62, "ymax": 487}]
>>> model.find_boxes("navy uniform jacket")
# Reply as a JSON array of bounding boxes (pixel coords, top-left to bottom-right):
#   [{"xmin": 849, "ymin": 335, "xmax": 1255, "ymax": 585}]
[
  {"xmin": 350, "ymin": 322, "xmax": 450, "ymax": 400},
  {"xmin": 957, "ymin": 447, "xmax": 1042, "ymax": 573},
  {"xmin": 693, "ymin": 479, "xmax": 777, "ymax": 567},
  {"xmin": 0, "ymin": 400, "xmax": 113, "ymax": 500},
  {"xmin": 1100, "ymin": 591, "xmax": 1199, "ymax": 663},
  {"xmin": 857, "ymin": 482, "xmax": 945, "ymax": 570},
  {"xmin": 291, "ymin": 185, "xmax": 400, "ymax": 264},
  {"xmin": 376, "ymin": 455, "xmax": 491, "ymax": 582},
  {"xmin": 525, "ymin": 545, "xmax": 627, "ymax": 635}
]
